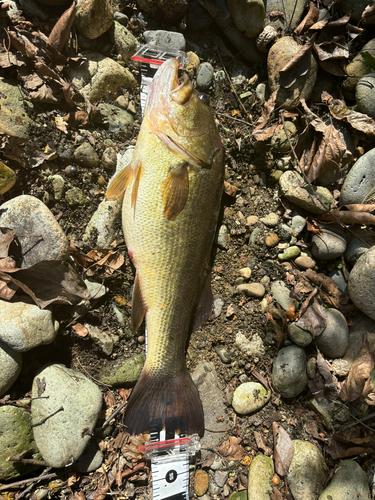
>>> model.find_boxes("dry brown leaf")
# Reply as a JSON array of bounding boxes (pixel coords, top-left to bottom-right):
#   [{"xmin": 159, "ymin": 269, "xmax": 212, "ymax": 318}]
[
  {"xmin": 361, "ymin": 0, "xmax": 375, "ymax": 23},
  {"xmin": 29, "ymin": 84, "xmax": 60, "ymax": 104},
  {"xmin": 48, "ymin": 1, "xmax": 76, "ymax": 52},
  {"xmin": 327, "ymin": 434, "xmax": 375, "ymax": 459},
  {"xmin": 279, "ymin": 35, "xmax": 316, "ymax": 89},
  {"xmin": 253, "ymin": 91, "xmax": 277, "ymax": 132},
  {"xmin": 122, "ymin": 434, "xmax": 150, "ymax": 463},
  {"xmin": 0, "ymin": 228, "xmax": 15, "ymax": 259},
  {"xmin": 253, "ymin": 123, "xmax": 283, "ymax": 142},
  {"xmin": 303, "ymin": 269, "xmax": 342, "ymax": 308},
  {"xmin": 322, "ymin": 92, "xmax": 375, "ymax": 135},
  {"xmin": 273, "ymin": 422, "xmax": 294, "ymax": 476},
  {"xmin": 224, "ymin": 181, "xmax": 239, "ymax": 197},
  {"xmin": 295, "ymin": 2, "xmax": 319, "ymax": 35},
  {"xmin": 218, "ymin": 436, "xmax": 244, "ymax": 461},
  {"xmin": 85, "ymin": 249, "xmax": 124, "ymax": 276},
  {"xmin": 8, "ymin": 30, "xmax": 38, "ymax": 59},
  {"xmin": 306, "ymin": 218, "xmax": 322, "ymax": 235},
  {"xmin": 295, "ymin": 289, "xmax": 327, "ymax": 336},
  {"xmin": 72, "ymin": 323, "xmax": 89, "ymax": 337},
  {"xmin": 0, "ymin": 274, "xmax": 18, "ymax": 301},
  {"xmin": 339, "ymin": 335, "xmax": 375, "ymax": 402}
]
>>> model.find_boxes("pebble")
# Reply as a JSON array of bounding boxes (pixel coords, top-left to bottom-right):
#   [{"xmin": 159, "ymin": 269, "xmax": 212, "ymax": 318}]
[
  {"xmin": 339, "ymin": 148, "xmax": 375, "ymax": 205},
  {"xmin": 294, "ymin": 255, "xmax": 316, "ymax": 269},
  {"xmin": 291, "ymin": 215, "xmax": 306, "ymax": 234},
  {"xmin": 311, "ymin": 223, "xmax": 347, "ymax": 260},
  {"xmin": 247, "ymin": 215, "xmax": 259, "ymax": 225},
  {"xmin": 278, "ymin": 246, "xmax": 300, "ymax": 261},
  {"xmin": 0, "ymin": 195, "xmax": 69, "ymax": 268},
  {"xmin": 239, "ymin": 267, "xmax": 251, "ymax": 279},
  {"xmin": 83, "ymin": 198, "xmax": 122, "ymax": 248},
  {"xmin": 230, "ymin": 491, "xmax": 248, "ymax": 500},
  {"xmin": 288, "ymin": 440, "xmax": 326, "ymax": 500},
  {"xmin": 0, "ymin": 300, "xmax": 59, "ymax": 352},
  {"xmin": 0, "ymin": 340, "xmax": 22, "ymax": 396},
  {"xmin": 248, "ymin": 455, "xmax": 274, "ymax": 500},
  {"xmin": 272, "ymin": 344, "xmax": 308, "ymax": 398},
  {"xmin": 196, "ymin": 62, "xmax": 214, "ymax": 90},
  {"xmin": 0, "ymin": 77, "xmax": 34, "ymax": 139},
  {"xmin": 212, "ymin": 295, "xmax": 225, "ymax": 318},
  {"xmin": 279, "ymin": 223, "xmax": 293, "ymax": 241},
  {"xmin": 74, "ymin": 0, "xmax": 114, "ymax": 40},
  {"xmin": 0, "ymin": 406, "xmax": 39, "ymax": 480},
  {"xmin": 210, "ymin": 456, "xmax": 223, "ymax": 471},
  {"xmin": 232, "ymin": 381, "xmax": 271, "ymax": 415},
  {"xmin": 143, "ymin": 30, "xmax": 186, "ymax": 51},
  {"xmin": 344, "ymin": 38, "xmax": 375, "ymax": 98},
  {"xmin": 85, "ymin": 279, "xmax": 108, "ymax": 301},
  {"xmin": 48, "ymin": 174, "xmax": 65, "ymax": 201},
  {"xmin": 73, "ymin": 143, "xmax": 100, "ymax": 169},
  {"xmin": 101, "ymin": 147, "xmax": 117, "ymax": 171},
  {"xmin": 65, "ymin": 187, "xmax": 85, "ymax": 206},
  {"xmin": 270, "ymin": 121, "xmax": 297, "ymax": 152},
  {"xmin": 260, "ymin": 213, "xmax": 279, "ymax": 227},
  {"xmin": 31, "ymin": 364, "xmax": 102, "ymax": 468},
  {"xmin": 215, "ymin": 224, "xmax": 229, "ymax": 249},
  {"xmin": 318, "ymin": 460, "xmax": 370, "ymax": 500},
  {"xmin": 307, "ymin": 397, "xmax": 334, "ymax": 431},
  {"xmin": 194, "ymin": 470, "xmax": 209, "ymax": 496},
  {"xmin": 96, "ymin": 103, "xmax": 134, "ymax": 137},
  {"xmin": 0, "ymin": 162, "xmax": 17, "ymax": 194},
  {"xmin": 86, "ymin": 325, "xmax": 114, "ymax": 355},
  {"xmin": 110, "ymin": 21, "xmax": 138, "ymax": 61},
  {"xmin": 271, "ymin": 280, "xmax": 294, "ymax": 310},
  {"xmin": 236, "ymin": 283, "xmax": 265, "ymax": 298},
  {"xmin": 98, "ymin": 353, "xmax": 145, "ymax": 385},
  {"xmin": 235, "ymin": 332, "xmax": 265, "ymax": 357},
  {"xmin": 328, "ymin": 268, "xmax": 348, "ymax": 293},
  {"xmin": 217, "ymin": 347, "xmax": 231, "ymax": 364},
  {"xmin": 348, "ymin": 244, "xmax": 375, "ymax": 321},
  {"xmin": 186, "ymin": 51, "xmax": 200, "ymax": 76},
  {"xmin": 288, "ymin": 323, "xmax": 313, "ymax": 347},
  {"xmin": 268, "ymin": 37, "xmax": 318, "ymax": 109},
  {"xmin": 227, "ymin": 0, "xmax": 265, "ymax": 38},
  {"xmin": 215, "ymin": 469, "xmax": 229, "ymax": 487}
]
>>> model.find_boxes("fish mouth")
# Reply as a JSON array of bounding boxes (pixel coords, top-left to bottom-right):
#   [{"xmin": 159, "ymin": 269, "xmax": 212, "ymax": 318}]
[{"xmin": 151, "ymin": 59, "xmax": 194, "ymax": 106}]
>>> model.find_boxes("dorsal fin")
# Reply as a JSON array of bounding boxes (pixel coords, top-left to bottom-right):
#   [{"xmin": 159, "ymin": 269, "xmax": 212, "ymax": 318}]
[
  {"xmin": 162, "ymin": 163, "xmax": 189, "ymax": 220},
  {"xmin": 106, "ymin": 163, "xmax": 133, "ymax": 200}
]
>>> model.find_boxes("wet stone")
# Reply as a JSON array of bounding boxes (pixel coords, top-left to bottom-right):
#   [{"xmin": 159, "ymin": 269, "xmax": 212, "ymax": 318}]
[
  {"xmin": 98, "ymin": 353, "xmax": 145, "ymax": 385},
  {"xmin": 196, "ymin": 62, "xmax": 214, "ymax": 90},
  {"xmin": 288, "ymin": 440, "xmax": 326, "ymax": 500},
  {"xmin": 248, "ymin": 455, "xmax": 274, "ymax": 500},
  {"xmin": 232, "ymin": 381, "xmax": 271, "ymax": 414},
  {"xmin": 0, "ymin": 340, "xmax": 22, "ymax": 397},
  {"xmin": 272, "ymin": 344, "xmax": 307, "ymax": 398}
]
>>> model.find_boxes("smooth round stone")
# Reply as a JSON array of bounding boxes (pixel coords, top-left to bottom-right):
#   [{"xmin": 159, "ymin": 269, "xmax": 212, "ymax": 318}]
[
  {"xmin": 0, "ymin": 406, "xmax": 40, "ymax": 480},
  {"xmin": 0, "ymin": 195, "xmax": 69, "ymax": 268},
  {"xmin": 216, "ymin": 224, "xmax": 229, "ymax": 249},
  {"xmin": 196, "ymin": 62, "xmax": 214, "ymax": 90},
  {"xmin": 260, "ymin": 212, "xmax": 279, "ymax": 226},
  {"xmin": 255, "ymin": 81, "xmax": 269, "ymax": 101},
  {"xmin": 239, "ymin": 267, "xmax": 251, "ymax": 279},
  {"xmin": 195, "ymin": 470, "xmax": 209, "ymax": 496},
  {"xmin": 73, "ymin": 142, "xmax": 100, "ymax": 169},
  {"xmin": 110, "ymin": 21, "xmax": 138, "ymax": 61},
  {"xmin": 340, "ymin": 0, "xmax": 370, "ymax": 21},
  {"xmin": 0, "ymin": 77, "xmax": 34, "ymax": 139},
  {"xmin": 318, "ymin": 460, "xmax": 370, "ymax": 500},
  {"xmin": 345, "ymin": 230, "xmax": 375, "ymax": 265},
  {"xmin": 278, "ymin": 246, "xmax": 300, "ymax": 261},
  {"xmin": 288, "ymin": 323, "xmax": 313, "ymax": 347},
  {"xmin": 217, "ymin": 347, "xmax": 231, "ymax": 364},
  {"xmin": 248, "ymin": 455, "xmax": 274, "ymax": 500},
  {"xmin": 212, "ymin": 295, "xmax": 225, "ymax": 318},
  {"xmin": 228, "ymin": 0, "xmax": 265, "ymax": 38},
  {"xmin": 265, "ymin": 233, "xmax": 279, "ymax": 247},
  {"xmin": 344, "ymin": 38, "xmax": 375, "ymax": 98},
  {"xmin": 315, "ymin": 309, "xmax": 349, "ymax": 358},
  {"xmin": 311, "ymin": 223, "xmax": 347, "ymax": 260},
  {"xmin": 232, "ymin": 382, "xmax": 271, "ymax": 415},
  {"xmin": 48, "ymin": 174, "xmax": 65, "ymax": 201},
  {"xmin": 0, "ymin": 300, "xmax": 59, "ymax": 352},
  {"xmin": 74, "ymin": 0, "xmax": 114, "ymax": 40},
  {"xmin": 0, "ymin": 161, "xmax": 16, "ymax": 194},
  {"xmin": 270, "ymin": 121, "xmax": 297, "ymax": 152},
  {"xmin": 236, "ymin": 283, "xmax": 265, "ymax": 298},
  {"xmin": 291, "ymin": 215, "xmax": 306, "ymax": 234},
  {"xmin": 294, "ymin": 255, "xmax": 316, "ymax": 269},
  {"xmin": 288, "ymin": 440, "xmax": 326, "ymax": 500},
  {"xmin": 0, "ymin": 340, "xmax": 22, "ymax": 397},
  {"xmin": 271, "ymin": 280, "xmax": 294, "ymax": 310},
  {"xmin": 268, "ymin": 37, "xmax": 318, "ymax": 109},
  {"xmin": 356, "ymin": 73, "xmax": 375, "ymax": 119},
  {"xmin": 272, "ymin": 344, "xmax": 307, "ymax": 398},
  {"xmin": 348, "ymin": 245, "xmax": 375, "ymax": 321},
  {"xmin": 98, "ymin": 353, "xmax": 145, "ymax": 385},
  {"xmin": 340, "ymin": 148, "xmax": 375, "ymax": 206},
  {"xmin": 73, "ymin": 440, "xmax": 103, "ymax": 472},
  {"xmin": 31, "ymin": 364, "xmax": 102, "ymax": 468}
]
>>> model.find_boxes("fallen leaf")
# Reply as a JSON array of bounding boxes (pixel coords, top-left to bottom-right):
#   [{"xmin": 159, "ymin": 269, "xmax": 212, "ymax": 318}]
[
  {"xmin": 85, "ymin": 249, "xmax": 125, "ymax": 276},
  {"xmin": 72, "ymin": 323, "xmax": 89, "ymax": 337},
  {"xmin": 253, "ymin": 123, "xmax": 283, "ymax": 142},
  {"xmin": 322, "ymin": 92, "xmax": 375, "ymax": 135},
  {"xmin": 295, "ymin": 2, "xmax": 319, "ymax": 35},
  {"xmin": 224, "ymin": 181, "xmax": 239, "ymax": 197},
  {"xmin": 303, "ymin": 269, "xmax": 342, "ymax": 309},
  {"xmin": 47, "ymin": 1, "xmax": 76, "ymax": 52},
  {"xmin": 218, "ymin": 436, "xmax": 244, "ymax": 461},
  {"xmin": 295, "ymin": 288, "xmax": 327, "ymax": 336},
  {"xmin": 327, "ymin": 434, "xmax": 375, "ymax": 459},
  {"xmin": 306, "ymin": 218, "xmax": 322, "ymax": 235},
  {"xmin": 0, "ymin": 228, "xmax": 15, "ymax": 259},
  {"xmin": 279, "ymin": 35, "xmax": 316, "ymax": 90},
  {"xmin": 273, "ymin": 422, "xmax": 294, "ymax": 476},
  {"xmin": 122, "ymin": 434, "xmax": 150, "ymax": 463}
]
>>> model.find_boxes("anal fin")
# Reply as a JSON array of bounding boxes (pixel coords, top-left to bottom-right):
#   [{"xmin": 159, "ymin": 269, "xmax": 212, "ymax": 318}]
[
  {"xmin": 131, "ymin": 272, "xmax": 147, "ymax": 333},
  {"xmin": 162, "ymin": 163, "xmax": 189, "ymax": 221},
  {"xmin": 106, "ymin": 163, "xmax": 133, "ymax": 200}
]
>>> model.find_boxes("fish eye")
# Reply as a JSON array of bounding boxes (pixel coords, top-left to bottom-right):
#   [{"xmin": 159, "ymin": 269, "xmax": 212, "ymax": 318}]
[{"xmin": 198, "ymin": 93, "xmax": 210, "ymax": 105}]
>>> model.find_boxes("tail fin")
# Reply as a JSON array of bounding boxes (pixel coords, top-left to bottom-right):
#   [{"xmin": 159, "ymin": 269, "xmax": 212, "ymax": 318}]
[{"xmin": 124, "ymin": 367, "xmax": 204, "ymax": 437}]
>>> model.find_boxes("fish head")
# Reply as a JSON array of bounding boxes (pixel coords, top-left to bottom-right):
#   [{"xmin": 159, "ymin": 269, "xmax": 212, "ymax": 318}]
[{"xmin": 146, "ymin": 58, "xmax": 223, "ymax": 169}]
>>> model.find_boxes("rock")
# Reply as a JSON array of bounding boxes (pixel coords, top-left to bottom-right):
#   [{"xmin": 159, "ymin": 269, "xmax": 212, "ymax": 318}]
[
  {"xmin": 186, "ymin": 0, "xmax": 214, "ymax": 31},
  {"xmin": 74, "ymin": 0, "xmax": 113, "ymax": 39},
  {"xmin": 288, "ymin": 440, "xmax": 326, "ymax": 500},
  {"xmin": 232, "ymin": 382, "xmax": 271, "ymax": 414},
  {"xmin": 95, "ymin": 103, "xmax": 134, "ymax": 137},
  {"xmin": 185, "ymin": 51, "xmax": 200, "ymax": 77},
  {"xmin": 266, "ymin": 0, "xmax": 305, "ymax": 30},
  {"xmin": 217, "ymin": 347, "xmax": 231, "ymax": 364},
  {"xmin": 271, "ymin": 280, "xmax": 294, "ymax": 311},
  {"xmin": 66, "ymin": 51, "xmax": 136, "ymax": 103},
  {"xmin": 0, "ymin": 162, "xmax": 17, "ymax": 194},
  {"xmin": 311, "ymin": 223, "xmax": 347, "ymax": 260},
  {"xmin": 260, "ymin": 212, "xmax": 279, "ymax": 226},
  {"xmin": 48, "ymin": 174, "xmax": 65, "ymax": 201},
  {"xmin": 98, "ymin": 353, "xmax": 145, "ymax": 385},
  {"xmin": 315, "ymin": 309, "xmax": 349, "ymax": 358},
  {"xmin": 31, "ymin": 364, "xmax": 102, "ymax": 468},
  {"xmin": 192, "ymin": 362, "xmax": 231, "ymax": 458},
  {"xmin": 248, "ymin": 455, "xmax": 274, "ymax": 500},
  {"xmin": 0, "ymin": 340, "xmax": 22, "ymax": 397},
  {"xmin": 83, "ymin": 199, "xmax": 122, "ymax": 248},
  {"xmin": 291, "ymin": 215, "xmax": 306, "ymax": 234},
  {"xmin": 212, "ymin": 295, "xmax": 225, "ymax": 318},
  {"xmin": 0, "ymin": 301, "xmax": 58, "ymax": 352},
  {"xmin": 279, "ymin": 171, "xmax": 333, "ymax": 214},
  {"xmin": 196, "ymin": 62, "xmax": 214, "ymax": 90},
  {"xmin": 270, "ymin": 121, "xmax": 297, "ymax": 152},
  {"xmin": 0, "ymin": 78, "xmax": 34, "ymax": 139},
  {"xmin": 65, "ymin": 187, "xmax": 85, "ymax": 206},
  {"xmin": 348, "ymin": 245, "xmax": 375, "ymax": 321},
  {"xmin": 278, "ymin": 246, "xmax": 301, "ymax": 261},
  {"xmin": 239, "ymin": 267, "xmax": 251, "ymax": 279},
  {"xmin": 215, "ymin": 470, "xmax": 229, "ymax": 487},
  {"xmin": 272, "ymin": 344, "xmax": 307, "ymax": 398},
  {"xmin": 340, "ymin": 148, "xmax": 375, "ymax": 205},
  {"xmin": 143, "ymin": 30, "xmax": 186, "ymax": 51},
  {"xmin": 288, "ymin": 323, "xmax": 313, "ymax": 347},
  {"xmin": 73, "ymin": 143, "xmax": 100, "ymax": 169},
  {"xmin": 101, "ymin": 147, "xmax": 117, "ymax": 171},
  {"xmin": 215, "ymin": 224, "xmax": 229, "ymax": 249},
  {"xmin": 236, "ymin": 283, "xmax": 265, "ymax": 298},
  {"xmin": 344, "ymin": 39, "xmax": 375, "ymax": 98},
  {"xmin": 138, "ymin": 0, "xmax": 188, "ymax": 23},
  {"xmin": 0, "ymin": 195, "xmax": 69, "ymax": 268},
  {"xmin": 230, "ymin": 491, "xmax": 248, "ymax": 500},
  {"xmin": 345, "ymin": 228, "xmax": 375, "ymax": 265},
  {"xmin": 0, "ymin": 406, "xmax": 40, "ymax": 480},
  {"xmin": 110, "ymin": 21, "xmax": 138, "ymax": 60},
  {"xmin": 318, "ymin": 460, "xmax": 370, "ymax": 500},
  {"xmin": 340, "ymin": 0, "xmax": 370, "ymax": 21},
  {"xmin": 73, "ymin": 440, "xmax": 103, "ymax": 472},
  {"xmin": 195, "ymin": 470, "xmax": 209, "ymax": 496},
  {"xmin": 255, "ymin": 81, "xmax": 269, "ymax": 101},
  {"xmin": 86, "ymin": 325, "xmax": 114, "ymax": 355},
  {"xmin": 306, "ymin": 397, "xmax": 334, "ymax": 431},
  {"xmin": 236, "ymin": 332, "xmax": 265, "ymax": 357},
  {"xmin": 328, "ymin": 268, "xmax": 348, "ymax": 293},
  {"xmin": 294, "ymin": 255, "xmax": 316, "ymax": 269},
  {"xmin": 227, "ymin": 0, "xmax": 265, "ymax": 38},
  {"xmin": 268, "ymin": 37, "xmax": 318, "ymax": 109}
]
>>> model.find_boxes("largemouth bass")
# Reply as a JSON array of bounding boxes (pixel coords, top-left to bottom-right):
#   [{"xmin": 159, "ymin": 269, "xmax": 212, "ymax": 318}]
[{"xmin": 107, "ymin": 58, "xmax": 224, "ymax": 437}]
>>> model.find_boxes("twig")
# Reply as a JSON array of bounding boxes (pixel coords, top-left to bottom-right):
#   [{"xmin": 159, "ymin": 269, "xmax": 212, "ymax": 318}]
[
  {"xmin": 101, "ymin": 400, "xmax": 128, "ymax": 429},
  {"xmin": 216, "ymin": 112, "xmax": 252, "ymax": 126},
  {"xmin": 335, "ymin": 401, "xmax": 375, "ymax": 433},
  {"xmin": 6, "ymin": 453, "xmax": 46, "ymax": 466},
  {"xmin": 32, "ymin": 406, "xmax": 64, "ymax": 427},
  {"xmin": 0, "ymin": 471, "xmax": 56, "ymax": 492},
  {"xmin": 204, "ymin": 426, "xmax": 236, "ymax": 433}
]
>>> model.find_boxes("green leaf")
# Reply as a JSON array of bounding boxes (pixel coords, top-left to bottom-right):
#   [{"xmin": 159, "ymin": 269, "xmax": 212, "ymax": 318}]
[{"xmin": 360, "ymin": 51, "xmax": 375, "ymax": 71}]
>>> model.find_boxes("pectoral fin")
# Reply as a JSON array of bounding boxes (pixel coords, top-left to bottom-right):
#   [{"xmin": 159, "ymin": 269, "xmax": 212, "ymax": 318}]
[
  {"xmin": 131, "ymin": 273, "xmax": 147, "ymax": 333},
  {"xmin": 131, "ymin": 162, "xmax": 142, "ymax": 208},
  {"xmin": 106, "ymin": 163, "xmax": 133, "ymax": 200},
  {"xmin": 162, "ymin": 163, "xmax": 189, "ymax": 221}
]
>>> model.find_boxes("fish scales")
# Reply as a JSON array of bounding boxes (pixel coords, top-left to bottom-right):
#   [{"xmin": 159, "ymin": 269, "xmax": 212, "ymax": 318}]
[{"xmin": 107, "ymin": 58, "xmax": 224, "ymax": 436}]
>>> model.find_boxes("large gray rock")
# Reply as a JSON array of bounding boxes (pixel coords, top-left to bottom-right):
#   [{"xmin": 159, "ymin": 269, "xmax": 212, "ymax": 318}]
[
  {"xmin": 31, "ymin": 364, "xmax": 102, "ymax": 468},
  {"xmin": 0, "ymin": 301, "xmax": 58, "ymax": 352},
  {"xmin": 356, "ymin": 73, "xmax": 375, "ymax": 119},
  {"xmin": 248, "ymin": 455, "xmax": 274, "ymax": 500},
  {"xmin": 227, "ymin": 0, "xmax": 265, "ymax": 38},
  {"xmin": 348, "ymin": 245, "xmax": 375, "ymax": 321},
  {"xmin": 288, "ymin": 440, "xmax": 326, "ymax": 500},
  {"xmin": 0, "ymin": 340, "xmax": 22, "ymax": 397},
  {"xmin": 311, "ymin": 223, "xmax": 347, "ymax": 260},
  {"xmin": 0, "ymin": 78, "xmax": 34, "ymax": 139},
  {"xmin": 315, "ymin": 309, "xmax": 349, "ymax": 359},
  {"xmin": 0, "ymin": 195, "xmax": 69, "ymax": 268},
  {"xmin": 143, "ymin": 30, "xmax": 186, "ymax": 51},
  {"xmin": 318, "ymin": 460, "xmax": 370, "ymax": 500},
  {"xmin": 272, "ymin": 344, "xmax": 307, "ymax": 398},
  {"xmin": 340, "ymin": 148, "xmax": 375, "ymax": 205}
]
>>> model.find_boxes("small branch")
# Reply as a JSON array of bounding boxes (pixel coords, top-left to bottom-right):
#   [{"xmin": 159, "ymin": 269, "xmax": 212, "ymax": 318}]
[
  {"xmin": 0, "ymin": 471, "xmax": 57, "ymax": 492},
  {"xmin": 32, "ymin": 406, "xmax": 64, "ymax": 427},
  {"xmin": 101, "ymin": 400, "xmax": 127, "ymax": 429}
]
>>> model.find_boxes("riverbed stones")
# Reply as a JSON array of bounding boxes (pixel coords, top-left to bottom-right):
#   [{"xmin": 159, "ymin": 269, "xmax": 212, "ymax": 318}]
[
  {"xmin": 288, "ymin": 440, "xmax": 326, "ymax": 500},
  {"xmin": 288, "ymin": 323, "xmax": 313, "ymax": 347},
  {"xmin": 268, "ymin": 37, "xmax": 318, "ymax": 109},
  {"xmin": 311, "ymin": 223, "xmax": 347, "ymax": 260},
  {"xmin": 340, "ymin": 148, "xmax": 375, "ymax": 205},
  {"xmin": 318, "ymin": 460, "xmax": 370, "ymax": 500},
  {"xmin": 0, "ymin": 78, "xmax": 34, "ymax": 139},
  {"xmin": 344, "ymin": 38, "xmax": 375, "ymax": 98},
  {"xmin": 0, "ymin": 162, "xmax": 17, "ymax": 194},
  {"xmin": 272, "ymin": 344, "xmax": 308, "ymax": 398},
  {"xmin": 279, "ymin": 171, "xmax": 333, "ymax": 214},
  {"xmin": 236, "ymin": 283, "xmax": 265, "ymax": 298},
  {"xmin": 196, "ymin": 62, "xmax": 214, "ymax": 90},
  {"xmin": 271, "ymin": 280, "xmax": 294, "ymax": 310},
  {"xmin": 248, "ymin": 455, "xmax": 274, "ymax": 500},
  {"xmin": 74, "ymin": 0, "xmax": 113, "ymax": 40},
  {"xmin": 31, "ymin": 364, "xmax": 102, "ymax": 468},
  {"xmin": 0, "ymin": 406, "xmax": 40, "ymax": 480},
  {"xmin": 0, "ymin": 195, "xmax": 69, "ymax": 268},
  {"xmin": 137, "ymin": 0, "xmax": 189, "ymax": 23},
  {"xmin": 0, "ymin": 340, "xmax": 22, "ymax": 397},
  {"xmin": 348, "ymin": 245, "xmax": 375, "ymax": 321},
  {"xmin": 0, "ymin": 301, "xmax": 58, "ymax": 352},
  {"xmin": 315, "ymin": 309, "xmax": 349, "ymax": 359},
  {"xmin": 232, "ymin": 382, "xmax": 271, "ymax": 414},
  {"xmin": 73, "ymin": 142, "xmax": 100, "ymax": 169},
  {"xmin": 356, "ymin": 73, "xmax": 375, "ymax": 119},
  {"xmin": 227, "ymin": 0, "xmax": 265, "ymax": 38},
  {"xmin": 111, "ymin": 21, "xmax": 138, "ymax": 61}
]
